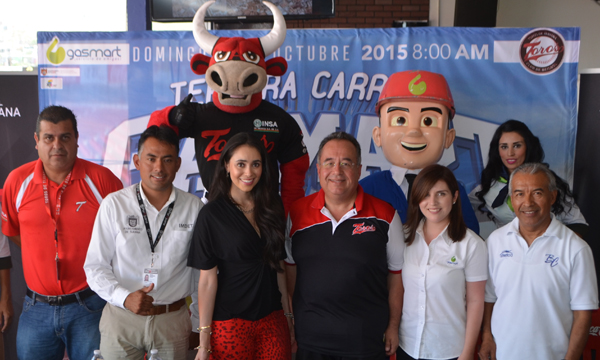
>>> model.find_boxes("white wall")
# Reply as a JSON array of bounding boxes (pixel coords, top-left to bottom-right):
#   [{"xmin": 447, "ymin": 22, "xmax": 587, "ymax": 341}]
[{"xmin": 496, "ymin": 0, "xmax": 600, "ymax": 70}]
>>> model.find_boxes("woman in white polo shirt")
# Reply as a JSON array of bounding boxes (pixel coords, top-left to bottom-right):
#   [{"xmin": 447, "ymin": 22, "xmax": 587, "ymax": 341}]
[{"xmin": 397, "ymin": 164, "xmax": 487, "ymax": 360}]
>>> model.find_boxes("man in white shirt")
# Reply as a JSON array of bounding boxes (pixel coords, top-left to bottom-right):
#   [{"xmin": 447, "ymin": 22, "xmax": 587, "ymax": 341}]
[
  {"xmin": 84, "ymin": 125, "xmax": 203, "ymax": 360},
  {"xmin": 480, "ymin": 162, "xmax": 598, "ymax": 360}
]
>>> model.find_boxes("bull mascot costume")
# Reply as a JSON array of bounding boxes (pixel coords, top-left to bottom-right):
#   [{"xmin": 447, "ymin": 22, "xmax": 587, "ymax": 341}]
[{"xmin": 149, "ymin": 0, "xmax": 309, "ymax": 214}]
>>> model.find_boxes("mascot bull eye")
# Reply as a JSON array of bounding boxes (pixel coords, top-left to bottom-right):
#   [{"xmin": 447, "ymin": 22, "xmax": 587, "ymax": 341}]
[
  {"xmin": 242, "ymin": 51, "xmax": 260, "ymax": 64},
  {"xmin": 214, "ymin": 51, "xmax": 230, "ymax": 62}
]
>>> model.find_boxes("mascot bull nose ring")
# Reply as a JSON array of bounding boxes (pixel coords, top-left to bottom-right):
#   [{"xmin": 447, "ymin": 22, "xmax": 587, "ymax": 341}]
[
  {"xmin": 190, "ymin": 0, "xmax": 288, "ymax": 113},
  {"xmin": 147, "ymin": 0, "xmax": 310, "ymax": 215}
]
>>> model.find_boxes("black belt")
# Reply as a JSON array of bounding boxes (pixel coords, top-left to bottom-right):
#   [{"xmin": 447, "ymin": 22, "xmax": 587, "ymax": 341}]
[{"xmin": 26, "ymin": 287, "xmax": 96, "ymax": 306}]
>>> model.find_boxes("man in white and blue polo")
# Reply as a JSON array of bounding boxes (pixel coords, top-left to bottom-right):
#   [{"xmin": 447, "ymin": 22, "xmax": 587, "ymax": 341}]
[{"xmin": 480, "ymin": 163, "xmax": 598, "ymax": 360}]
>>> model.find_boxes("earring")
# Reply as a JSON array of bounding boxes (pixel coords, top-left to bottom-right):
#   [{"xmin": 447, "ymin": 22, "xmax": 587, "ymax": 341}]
[
  {"xmin": 226, "ymin": 171, "xmax": 230, "ymax": 177},
  {"xmin": 453, "ymin": 201, "xmax": 456, "ymax": 205}
]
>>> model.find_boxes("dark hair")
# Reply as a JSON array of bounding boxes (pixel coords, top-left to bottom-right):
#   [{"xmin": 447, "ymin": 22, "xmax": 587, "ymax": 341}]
[
  {"xmin": 316, "ymin": 131, "xmax": 361, "ymax": 165},
  {"xmin": 138, "ymin": 125, "xmax": 180, "ymax": 154},
  {"xmin": 37, "ymin": 105, "xmax": 78, "ymax": 137},
  {"xmin": 476, "ymin": 119, "xmax": 573, "ymax": 216},
  {"xmin": 404, "ymin": 164, "xmax": 467, "ymax": 245},
  {"xmin": 208, "ymin": 132, "xmax": 285, "ymax": 272}
]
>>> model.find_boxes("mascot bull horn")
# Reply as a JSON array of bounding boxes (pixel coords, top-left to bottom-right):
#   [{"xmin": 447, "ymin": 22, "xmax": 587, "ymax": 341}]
[
  {"xmin": 190, "ymin": 0, "xmax": 288, "ymax": 114},
  {"xmin": 148, "ymin": 1, "xmax": 309, "ymax": 214}
]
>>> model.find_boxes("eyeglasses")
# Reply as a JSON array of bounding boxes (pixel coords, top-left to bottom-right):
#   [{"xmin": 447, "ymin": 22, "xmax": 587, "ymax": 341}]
[{"xmin": 321, "ymin": 161, "xmax": 356, "ymax": 169}]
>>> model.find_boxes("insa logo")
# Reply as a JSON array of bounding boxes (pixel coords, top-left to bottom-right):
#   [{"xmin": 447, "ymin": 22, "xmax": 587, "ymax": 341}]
[
  {"xmin": 519, "ymin": 28, "xmax": 566, "ymax": 76},
  {"xmin": 253, "ymin": 119, "xmax": 279, "ymax": 133}
]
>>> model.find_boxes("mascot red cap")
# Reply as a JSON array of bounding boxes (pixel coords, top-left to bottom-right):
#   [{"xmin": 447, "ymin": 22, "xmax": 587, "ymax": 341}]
[
  {"xmin": 189, "ymin": 0, "xmax": 288, "ymax": 114},
  {"xmin": 376, "ymin": 70, "xmax": 456, "ymax": 119}
]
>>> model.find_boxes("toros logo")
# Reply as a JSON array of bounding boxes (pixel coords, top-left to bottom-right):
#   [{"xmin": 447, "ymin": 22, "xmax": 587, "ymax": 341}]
[{"xmin": 519, "ymin": 28, "xmax": 565, "ymax": 75}]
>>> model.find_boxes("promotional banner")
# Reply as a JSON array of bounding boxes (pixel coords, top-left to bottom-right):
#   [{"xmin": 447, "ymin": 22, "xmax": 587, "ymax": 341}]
[
  {"xmin": 0, "ymin": 74, "xmax": 39, "ymax": 188},
  {"xmin": 36, "ymin": 27, "xmax": 580, "ymax": 198}
]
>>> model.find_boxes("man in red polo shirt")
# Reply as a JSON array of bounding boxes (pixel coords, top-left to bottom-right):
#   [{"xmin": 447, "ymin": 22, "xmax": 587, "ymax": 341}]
[{"xmin": 1, "ymin": 105, "xmax": 123, "ymax": 360}]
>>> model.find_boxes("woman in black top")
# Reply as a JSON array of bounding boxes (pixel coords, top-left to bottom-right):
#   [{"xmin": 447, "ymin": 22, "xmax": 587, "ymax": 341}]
[{"xmin": 189, "ymin": 133, "xmax": 293, "ymax": 360}]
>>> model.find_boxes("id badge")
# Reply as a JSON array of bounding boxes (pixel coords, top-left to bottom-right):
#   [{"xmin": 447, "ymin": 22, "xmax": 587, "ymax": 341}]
[{"xmin": 143, "ymin": 268, "xmax": 159, "ymax": 289}]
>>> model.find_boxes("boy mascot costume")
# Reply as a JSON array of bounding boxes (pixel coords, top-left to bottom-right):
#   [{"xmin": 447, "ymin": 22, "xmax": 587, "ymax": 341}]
[
  {"xmin": 359, "ymin": 70, "xmax": 479, "ymax": 233},
  {"xmin": 149, "ymin": 1, "xmax": 309, "ymax": 213}
]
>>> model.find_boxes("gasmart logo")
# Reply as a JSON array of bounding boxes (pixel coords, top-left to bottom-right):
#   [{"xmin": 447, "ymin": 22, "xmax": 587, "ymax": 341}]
[
  {"xmin": 46, "ymin": 36, "xmax": 66, "ymax": 65},
  {"xmin": 519, "ymin": 28, "xmax": 565, "ymax": 75},
  {"xmin": 41, "ymin": 37, "xmax": 130, "ymax": 66}
]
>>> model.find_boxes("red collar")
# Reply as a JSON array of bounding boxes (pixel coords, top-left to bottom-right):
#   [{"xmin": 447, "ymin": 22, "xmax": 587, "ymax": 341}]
[{"xmin": 33, "ymin": 158, "xmax": 84, "ymax": 184}]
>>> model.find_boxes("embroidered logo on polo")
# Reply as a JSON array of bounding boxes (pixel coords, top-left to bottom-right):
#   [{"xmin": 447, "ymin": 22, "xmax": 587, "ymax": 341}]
[
  {"xmin": 500, "ymin": 250, "xmax": 513, "ymax": 258},
  {"xmin": 545, "ymin": 254, "xmax": 559, "ymax": 267},
  {"xmin": 123, "ymin": 215, "xmax": 142, "ymax": 234},
  {"xmin": 128, "ymin": 215, "xmax": 138, "ymax": 227},
  {"xmin": 447, "ymin": 256, "xmax": 458, "ymax": 265},
  {"xmin": 76, "ymin": 201, "xmax": 86, "ymax": 211},
  {"xmin": 178, "ymin": 223, "xmax": 194, "ymax": 229},
  {"xmin": 352, "ymin": 222, "xmax": 376, "ymax": 235},
  {"xmin": 253, "ymin": 119, "xmax": 279, "ymax": 133}
]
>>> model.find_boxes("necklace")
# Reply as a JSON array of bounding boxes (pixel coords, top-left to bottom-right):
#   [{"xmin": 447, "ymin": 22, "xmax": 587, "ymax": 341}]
[
  {"xmin": 236, "ymin": 205, "xmax": 254, "ymax": 214},
  {"xmin": 229, "ymin": 195, "xmax": 255, "ymax": 214}
]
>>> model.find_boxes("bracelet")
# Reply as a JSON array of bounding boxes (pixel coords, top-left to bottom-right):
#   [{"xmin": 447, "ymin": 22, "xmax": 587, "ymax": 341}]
[
  {"xmin": 194, "ymin": 345, "xmax": 212, "ymax": 354},
  {"xmin": 198, "ymin": 325, "xmax": 211, "ymax": 331},
  {"xmin": 284, "ymin": 312, "xmax": 294, "ymax": 319}
]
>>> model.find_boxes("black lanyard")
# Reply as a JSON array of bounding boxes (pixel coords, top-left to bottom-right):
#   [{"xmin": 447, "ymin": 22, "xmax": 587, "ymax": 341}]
[{"xmin": 135, "ymin": 183, "xmax": 175, "ymax": 254}]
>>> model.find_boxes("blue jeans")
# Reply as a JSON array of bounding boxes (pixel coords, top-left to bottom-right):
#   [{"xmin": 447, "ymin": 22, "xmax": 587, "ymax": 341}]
[{"xmin": 17, "ymin": 292, "xmax": 106, "ymax": 360}]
